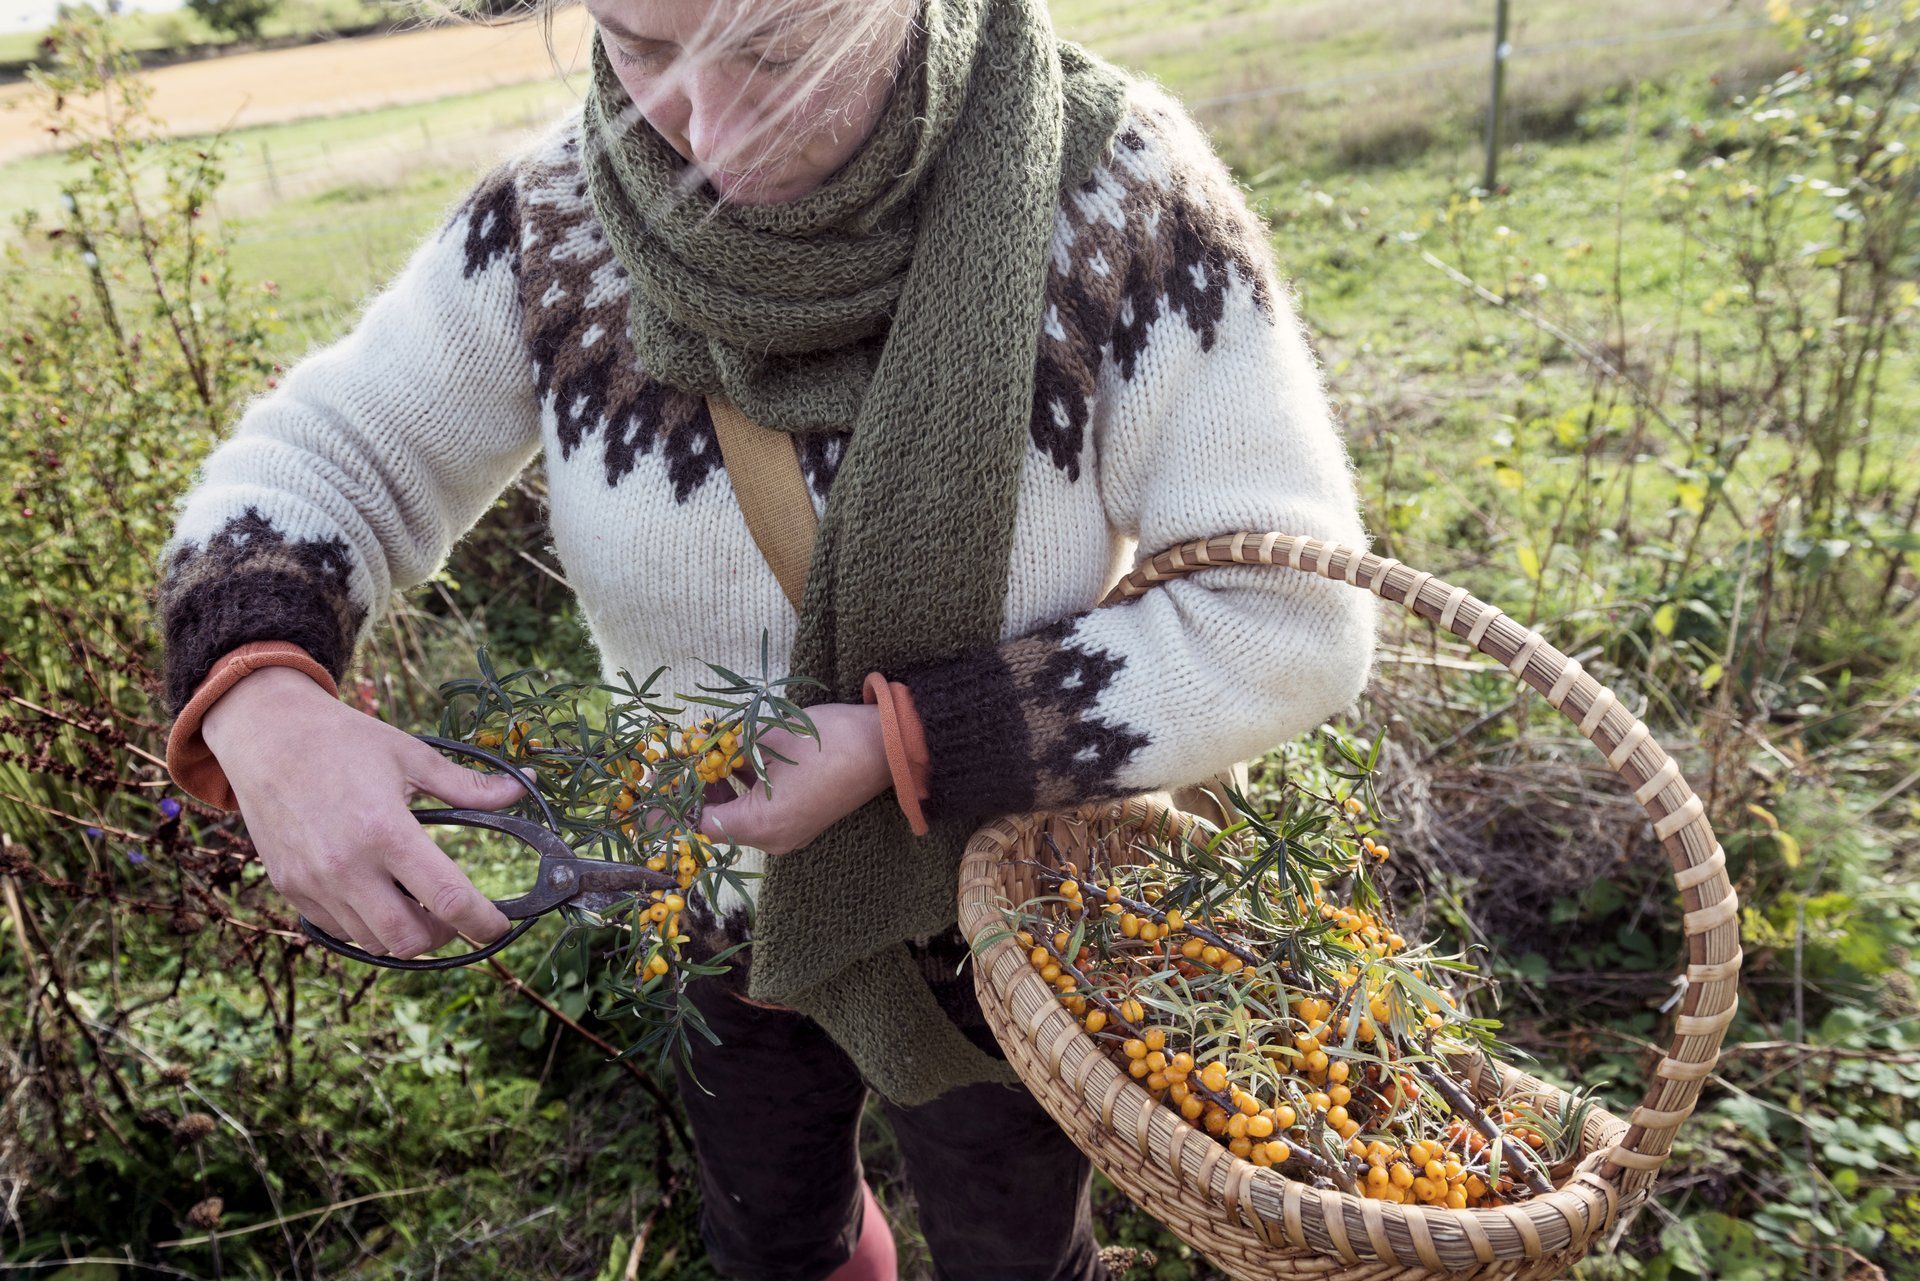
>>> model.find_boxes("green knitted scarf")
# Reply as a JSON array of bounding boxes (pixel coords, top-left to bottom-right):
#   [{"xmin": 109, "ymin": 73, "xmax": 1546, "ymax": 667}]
[{"xmin": 583, "ymin": 0, "xmax": 1130, "ymax": 1105}]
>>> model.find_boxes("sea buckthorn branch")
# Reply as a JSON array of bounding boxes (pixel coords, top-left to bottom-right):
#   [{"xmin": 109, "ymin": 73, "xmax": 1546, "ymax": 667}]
[
  {"xmin": 1016, "ymin": 895, "xmax": 1364, "ymax": 1189},
  {"xmin": 432, "ymin": 645, "xmax": 815, "ymax": 1071},
  {"xmin": 1003, "ymin": 762, "xmax": 1562, "ymax": 1210},
  {"xmin": 1409, "ymin": 1049, "xmax": 1556, "ymax": 1197},
  {"xmin": 1033, "ymin": 839, "xmax": 1274, "ymax": 973},
  {"xmin": 1298, "ymin": 1109, "xmax": 1359, "ymax": 1194}
]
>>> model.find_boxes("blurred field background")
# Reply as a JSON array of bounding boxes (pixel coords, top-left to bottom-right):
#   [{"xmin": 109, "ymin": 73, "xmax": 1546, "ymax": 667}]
[{"xmin": 3, "ymin": 0, "xmax": 1918, "ymax": 1278}]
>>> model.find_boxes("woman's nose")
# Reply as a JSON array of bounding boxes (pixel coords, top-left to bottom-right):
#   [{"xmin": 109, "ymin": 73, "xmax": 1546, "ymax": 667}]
[{"xmin": 682, "ymin": 62, "xmax": 758, "ymax": 173}]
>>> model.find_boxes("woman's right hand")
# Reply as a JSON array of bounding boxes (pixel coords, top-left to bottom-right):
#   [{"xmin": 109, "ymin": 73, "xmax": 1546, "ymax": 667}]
[{"xmin": 202, "ymin": 665, "xmax": 527, "ymax": 958}]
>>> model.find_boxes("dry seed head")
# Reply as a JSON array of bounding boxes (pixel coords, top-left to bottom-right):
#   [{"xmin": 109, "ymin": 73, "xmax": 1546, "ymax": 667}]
[{"xmin": 173, "ymin": 1112, "xmax": 217, "ymax": 1142}]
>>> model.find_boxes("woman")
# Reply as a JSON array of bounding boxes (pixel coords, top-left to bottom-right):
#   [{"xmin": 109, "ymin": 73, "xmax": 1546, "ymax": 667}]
[{"xmin": 156, "ymin": 0, "xmax": 1376, "ymax": 1275}]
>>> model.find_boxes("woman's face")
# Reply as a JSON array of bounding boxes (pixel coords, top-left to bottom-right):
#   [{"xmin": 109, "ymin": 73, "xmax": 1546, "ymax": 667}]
[{"xmin": 585, "ymin": 0, "xmax": 908, "ymax": 205}]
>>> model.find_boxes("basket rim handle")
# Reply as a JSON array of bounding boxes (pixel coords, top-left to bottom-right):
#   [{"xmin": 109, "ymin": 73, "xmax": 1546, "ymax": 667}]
[{"xmin": 1102, "ymin": 531, "xmax": 1740, "ymax": 1192}]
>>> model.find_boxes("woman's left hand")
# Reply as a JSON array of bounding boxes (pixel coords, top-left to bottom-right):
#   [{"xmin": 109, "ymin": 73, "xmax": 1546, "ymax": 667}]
[{"xmin": 698, "ymin": 703, "xmax": 892, "ymax": 856}]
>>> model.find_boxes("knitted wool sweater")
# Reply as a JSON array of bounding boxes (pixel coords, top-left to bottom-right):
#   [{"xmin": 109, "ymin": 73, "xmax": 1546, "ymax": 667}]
[{"xmin": 156, "ymin": 79, "xmax": 1378, "ymax": 966}]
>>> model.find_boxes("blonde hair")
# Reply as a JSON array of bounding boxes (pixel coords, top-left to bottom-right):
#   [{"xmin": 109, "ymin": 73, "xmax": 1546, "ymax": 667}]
[{"xmin": 459, "ymin": 0, "xmax": 922, "ymax": 199}]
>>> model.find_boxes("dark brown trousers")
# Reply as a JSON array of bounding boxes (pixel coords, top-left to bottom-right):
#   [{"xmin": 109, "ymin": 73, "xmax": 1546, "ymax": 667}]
[{"xmin": 674, "ymin": 930, "xmax": 1108, "ymax": 1281}]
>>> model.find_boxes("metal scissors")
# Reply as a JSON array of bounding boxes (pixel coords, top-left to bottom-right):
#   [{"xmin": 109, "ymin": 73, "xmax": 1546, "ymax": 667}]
[{"xmin": 296, "ymin": 734, "xmax": 676, "ymax": 971}]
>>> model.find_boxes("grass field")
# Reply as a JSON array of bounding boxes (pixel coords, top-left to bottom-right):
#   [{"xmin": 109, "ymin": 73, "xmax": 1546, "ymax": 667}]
[
  {"xmin": 0, "ymin": 0, "xmax": 384, "ymax": 64},
  {"xmin": 0, "ymin": 0, "xmax": 1795, "ymax": 359},
  {"xmin": 0, "ymin": 5, "xmax": 593, "ymax": 165}
]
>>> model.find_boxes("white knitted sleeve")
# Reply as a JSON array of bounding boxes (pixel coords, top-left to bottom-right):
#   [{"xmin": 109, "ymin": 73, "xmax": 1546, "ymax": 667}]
[
  {"xmin": 155, "ymin": 166, "xmax": 539, "ymax": 713},
  {"xmin": 1074, "ymin": 272, "xmax": 1378, "ymax": 789},
  {"xmin": 893, "ymin": 92, "xmax": 1375, "ymax": 821}
]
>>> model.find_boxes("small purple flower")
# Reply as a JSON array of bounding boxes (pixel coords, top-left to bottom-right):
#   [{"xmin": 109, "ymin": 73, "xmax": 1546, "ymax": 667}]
[
  {"xmin": 159, "ymin": 797, "xmax": 182, "ymax": 820},
  {"xmin": 85, "ymin": 826, "xmax": 102, "ymax": 839},
  {"xmin": 127, "ymin": 848, "xmax": 147, "ymax": 865}
]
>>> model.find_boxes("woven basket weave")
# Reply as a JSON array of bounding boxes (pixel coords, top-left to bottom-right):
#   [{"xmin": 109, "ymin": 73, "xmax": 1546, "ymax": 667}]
[{"xmin": 956, "ymin": 533, "xmax": 1741, "ymax": 1280}]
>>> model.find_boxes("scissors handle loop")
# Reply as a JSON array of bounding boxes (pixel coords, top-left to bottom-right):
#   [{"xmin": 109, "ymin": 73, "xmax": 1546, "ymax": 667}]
[{"xmin": 295, "ymin": 734, "xmax": 581, "ymax": 970}]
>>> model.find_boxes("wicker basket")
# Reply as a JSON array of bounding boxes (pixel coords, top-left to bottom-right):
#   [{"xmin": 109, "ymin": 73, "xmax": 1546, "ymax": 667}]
[{"xmin": 956, "ymin": 533, "xmax": 1741, "ymax": 1280}]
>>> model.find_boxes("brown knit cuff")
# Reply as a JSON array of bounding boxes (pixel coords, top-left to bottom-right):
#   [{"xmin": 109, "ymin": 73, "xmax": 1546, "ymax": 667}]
[
  {"xmin": 890, "ymin": 619, "xmax": 1149, "ymax": 826},
  {"xmin": 166, "ymin": 642, "xmax": 339, "ymax": 811},
  {"xmin": 156, "ymin": 508, "xmax": 365, "ymax": 717}
]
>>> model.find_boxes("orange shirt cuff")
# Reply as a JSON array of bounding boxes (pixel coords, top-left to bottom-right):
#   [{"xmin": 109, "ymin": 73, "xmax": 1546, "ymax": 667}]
[
  {"xmin": 863, "ymin": 671, "xmax": 931, "ymax": 837},
  {"xmin": 166, "ymin": 642, "xmax": 338, "ymax": 811}
]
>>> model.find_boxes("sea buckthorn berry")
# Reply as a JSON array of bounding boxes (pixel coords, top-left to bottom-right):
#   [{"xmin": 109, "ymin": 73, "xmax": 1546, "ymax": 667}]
[{"xmin": 1143, "ymin": 1026, "xmax": 1166, "ymax": 1051}]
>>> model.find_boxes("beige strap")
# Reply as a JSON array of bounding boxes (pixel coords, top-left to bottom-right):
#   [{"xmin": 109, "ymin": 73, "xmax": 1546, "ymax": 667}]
[{"xmin": 707, "ymin": 395, "xmax": 819, "ymax": 611}]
